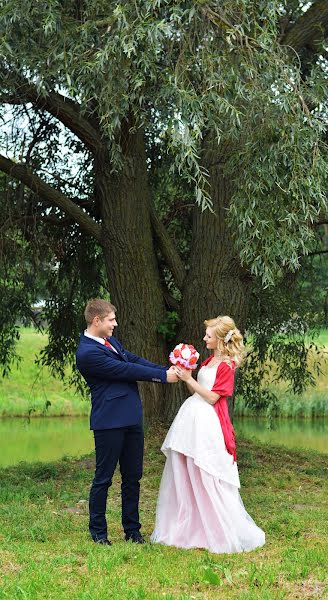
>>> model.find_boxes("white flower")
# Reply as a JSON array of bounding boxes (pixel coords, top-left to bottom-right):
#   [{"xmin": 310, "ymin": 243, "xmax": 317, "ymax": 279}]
[{"xmin": 181, "ymin": 347, "xmax": 191, "ymax": 359}]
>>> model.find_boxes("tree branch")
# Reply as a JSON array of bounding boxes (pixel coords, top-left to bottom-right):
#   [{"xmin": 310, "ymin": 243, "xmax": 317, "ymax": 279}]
[
  {"xmin": 0, "ymin": 65, "xmax": 104, "ymax": 155},
  {"xmin": 281, "ymin": 0, "xmax": 328, "ymax": 54},
  {"xmin": 307, "ymin": 249, "xmax": 328, "ymax": 256},
  {"xmin": 201, "ymin": 5, "xmax": 259, "ymax": 49},
  {"xmin": 0, "ymin": 214, "xmax": 73, "ymax": 233},
  {"xmin": 0, "ymin": 154, "xmax": 102, "ymax": 244},
  {"xmin": 149, "ymin": 206, "xmax": 186, "ymax": 290}
]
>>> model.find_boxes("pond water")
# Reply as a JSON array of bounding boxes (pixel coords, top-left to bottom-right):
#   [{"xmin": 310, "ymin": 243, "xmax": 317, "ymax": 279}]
[
  {"xmin": 0, "ymin": 416, "xmax": 327, "ymax": 467},
  {"xmin": 0, "ymin": 417, "xmax": 93, "ymax": 467},
  {"xmin": 235, "ymin": 417, "xmax": 328, "ymax": 454}
]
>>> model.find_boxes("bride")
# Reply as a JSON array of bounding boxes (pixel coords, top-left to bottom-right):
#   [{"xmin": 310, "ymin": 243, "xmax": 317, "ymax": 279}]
[{"xmin": 151, "ymin": 316, "xmax": 265, "ymax": 554}]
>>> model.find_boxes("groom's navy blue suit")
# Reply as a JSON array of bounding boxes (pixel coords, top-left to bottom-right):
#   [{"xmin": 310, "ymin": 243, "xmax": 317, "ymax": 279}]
[{"xmin": 76, "ymin": 333, "xmax": 167, "ymax": 542}]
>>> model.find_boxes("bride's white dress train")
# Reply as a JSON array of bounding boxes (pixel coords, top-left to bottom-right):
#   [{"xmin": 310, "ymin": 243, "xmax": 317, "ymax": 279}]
[{"xmin": 151, "ymin": 364, "xmax": 265, "ymax": 553}]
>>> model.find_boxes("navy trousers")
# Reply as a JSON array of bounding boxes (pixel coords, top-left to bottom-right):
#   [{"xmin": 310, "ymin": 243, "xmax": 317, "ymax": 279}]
[{"xmin": 89, "ymin": 424, "xmax": 144, "ymax": 541}]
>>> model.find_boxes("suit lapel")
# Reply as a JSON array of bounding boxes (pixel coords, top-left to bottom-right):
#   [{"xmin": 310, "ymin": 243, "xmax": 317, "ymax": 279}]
[
  {"xmin": 81, "ymin": 333, "xmax": 128, "ymax": 362},
  {"xmin": 105, "ymin": 338, "xmax": 128, "ymax": 361}
]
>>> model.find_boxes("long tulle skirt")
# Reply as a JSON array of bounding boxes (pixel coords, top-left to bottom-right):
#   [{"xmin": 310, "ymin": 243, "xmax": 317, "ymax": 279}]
[{"xmin": 151, "ymin": 450, "xmax": 265, "ymax": 554}]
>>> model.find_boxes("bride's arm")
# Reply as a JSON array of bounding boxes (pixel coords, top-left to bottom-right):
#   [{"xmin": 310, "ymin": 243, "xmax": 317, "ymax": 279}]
[{"xmin": 176, "ymin": 368, "xmax": 220, "ymax": 405}]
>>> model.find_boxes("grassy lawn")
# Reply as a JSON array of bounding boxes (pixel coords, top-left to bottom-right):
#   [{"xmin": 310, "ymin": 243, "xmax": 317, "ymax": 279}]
[
  {"xmin": 0, "ymin": 428, "xmax": 327, "ymax": 599},
  {"xmin": 313, "ymin": 328, "xmax": 328, "ymax": 347},
  {"xmin": 0, "ymin": 328, "xmax": 87, "ymax": 417}
]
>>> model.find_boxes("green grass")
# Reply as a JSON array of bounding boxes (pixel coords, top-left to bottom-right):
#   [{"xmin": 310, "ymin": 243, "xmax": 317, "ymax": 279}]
[
  {"xmin": 312, "ymin": 328, "xmax": 328, "ymax": 347},
  {"xmin": 0, "ymin": 328, "xmax": 88, "ymax": 417},
  {"xmin": 0, "ymin": 427, "xmax": 327, "ymax": 599},
  {"xmin": 235, "ymin": 390, "xmax": 328, "ymax": 418}
]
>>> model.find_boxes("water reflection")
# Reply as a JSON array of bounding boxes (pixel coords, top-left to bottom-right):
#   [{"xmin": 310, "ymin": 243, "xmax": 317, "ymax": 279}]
[
  {"xmin": 235, "ymin": 417, "xmax": 328, "ymax": 454},
  {"xmin": 0, "ymin": 416, "xmax": 326, "ymax": 467},
  {"xmin": 0, "ymin": 417, "xmax": 93, "ymax": 467}
]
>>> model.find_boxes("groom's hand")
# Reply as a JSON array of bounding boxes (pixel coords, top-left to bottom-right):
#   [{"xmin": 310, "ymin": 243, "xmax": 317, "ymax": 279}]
[{"xmin": 166, "ymin": 366, "xmax": 179, "ymax": 383}]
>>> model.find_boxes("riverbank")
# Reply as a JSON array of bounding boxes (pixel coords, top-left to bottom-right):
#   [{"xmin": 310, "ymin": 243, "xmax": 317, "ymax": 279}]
[
  {"xmin": 235, "ymin": 329, "xmax": 328, "ymax": 419},
  {"xmin": 234, "ymin": 389, "xmax": 328, "ymax": 419},
  {"xmin": 0, "ymin": 427, "xmax": 327, "ymax": 599}
]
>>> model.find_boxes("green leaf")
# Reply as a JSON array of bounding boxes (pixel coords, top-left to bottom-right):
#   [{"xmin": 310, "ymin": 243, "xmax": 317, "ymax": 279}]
[{"xmin": 203, "ymin": 567, "xmax": 221, "ymax": 585}]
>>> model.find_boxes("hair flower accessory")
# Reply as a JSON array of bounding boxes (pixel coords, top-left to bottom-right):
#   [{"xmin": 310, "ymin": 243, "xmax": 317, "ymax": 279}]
[
  {"xmin": 169, "ymin": 343, "xmax": 199, "ymax": 370},
  {"xmin": 224, "ymin": 329, "xmax": 235, "ymax": 344}
]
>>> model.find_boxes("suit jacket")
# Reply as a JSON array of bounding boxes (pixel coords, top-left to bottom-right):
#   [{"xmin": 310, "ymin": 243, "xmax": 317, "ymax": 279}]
[{"xmin": 76, "ymin": 334, "xmax": 167, "ymax": 430}]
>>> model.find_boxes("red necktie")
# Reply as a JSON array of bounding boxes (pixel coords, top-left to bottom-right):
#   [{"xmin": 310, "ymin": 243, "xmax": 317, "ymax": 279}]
[{"xmin": 104, "ymin": 339, "xmax": 112, "ymax": 349}]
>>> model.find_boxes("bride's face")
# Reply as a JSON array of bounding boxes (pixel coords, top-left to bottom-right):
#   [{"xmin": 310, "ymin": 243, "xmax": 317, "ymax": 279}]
[{"xmin": 203, "ymin": 327, "xmax": 218, "ymax": 350}]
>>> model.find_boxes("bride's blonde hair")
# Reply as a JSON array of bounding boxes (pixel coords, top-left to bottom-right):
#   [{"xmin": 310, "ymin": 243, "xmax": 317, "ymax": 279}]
[{"xmin": 204, "ymin": 315, "xmax": 244, "ymax": 366}]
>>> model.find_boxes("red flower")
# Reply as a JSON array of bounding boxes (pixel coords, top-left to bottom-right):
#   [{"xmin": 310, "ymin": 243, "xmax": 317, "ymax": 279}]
[{"xmin": 169, "ymin": 343, "xmax": 200, "ymax": 370}]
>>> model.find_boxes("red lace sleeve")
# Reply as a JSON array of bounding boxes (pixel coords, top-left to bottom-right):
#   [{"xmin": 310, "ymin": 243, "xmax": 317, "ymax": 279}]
[{"xmin": 211, "ymin": 361, "xmax": 235, "ymax": 397}]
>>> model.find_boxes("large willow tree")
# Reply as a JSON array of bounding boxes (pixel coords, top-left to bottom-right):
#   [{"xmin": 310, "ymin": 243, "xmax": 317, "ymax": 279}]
[{"xmin": 0, "ymin": 0, "xmax": 327, "ymax": 420}]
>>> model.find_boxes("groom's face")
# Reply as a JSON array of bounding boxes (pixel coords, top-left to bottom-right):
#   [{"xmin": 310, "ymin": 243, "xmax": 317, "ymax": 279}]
[{"xmin": 96, "ymin": 311, "xmax": 118, "ymax": 338}]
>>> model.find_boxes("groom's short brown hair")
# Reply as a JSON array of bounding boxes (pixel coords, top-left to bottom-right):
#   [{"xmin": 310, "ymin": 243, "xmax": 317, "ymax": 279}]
[{"xmin": 84, "ymin": 299, "xmax": 117, "ymax": 325}]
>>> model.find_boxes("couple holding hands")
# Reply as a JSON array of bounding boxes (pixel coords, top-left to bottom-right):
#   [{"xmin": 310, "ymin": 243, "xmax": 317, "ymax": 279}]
[{"xmin": 76, "ymin": 299, "xmax": 265, "ymax": 554}]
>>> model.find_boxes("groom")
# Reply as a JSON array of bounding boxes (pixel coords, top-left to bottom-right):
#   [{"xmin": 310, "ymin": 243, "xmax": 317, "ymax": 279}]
[{"xmin": 76, "ymin": 298, "xmax": 177, "ymax": 545}]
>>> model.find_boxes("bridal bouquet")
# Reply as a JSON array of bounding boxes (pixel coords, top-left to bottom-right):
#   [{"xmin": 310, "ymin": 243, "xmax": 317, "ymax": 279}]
[{"xmin": 169, "ymin": 343, "xmax": 199, "ymax": 370}]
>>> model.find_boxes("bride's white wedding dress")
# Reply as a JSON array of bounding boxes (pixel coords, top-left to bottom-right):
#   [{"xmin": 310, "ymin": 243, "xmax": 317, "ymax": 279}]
[{"xmin": 151, "ymin": 363, "xmax": 265, "ymax": 553}]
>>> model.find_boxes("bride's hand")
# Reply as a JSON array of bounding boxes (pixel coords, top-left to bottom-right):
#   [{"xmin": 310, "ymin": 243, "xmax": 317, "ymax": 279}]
[{"xmin": 175, "ymin": 367, "xmax": 192, "ymax": 381}]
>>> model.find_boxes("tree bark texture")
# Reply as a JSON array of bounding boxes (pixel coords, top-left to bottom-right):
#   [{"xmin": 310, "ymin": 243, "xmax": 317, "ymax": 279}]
[
  {"xmin": 164, "ymin": 144, "xmax": 252, "ymax": 423},
  {"xmin": 95, "ymin": 128, "xmax": 168, "ymax": 423},
  {"xmin": 282, "ymin": 0, "xmax": 328, "ymax": 54}
]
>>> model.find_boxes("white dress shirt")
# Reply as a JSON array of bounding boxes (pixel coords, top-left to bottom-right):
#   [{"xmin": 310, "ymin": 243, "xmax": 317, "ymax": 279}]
[{"xmin": 84, "ymin": 330, "xmax": 118, "ymax": 353}]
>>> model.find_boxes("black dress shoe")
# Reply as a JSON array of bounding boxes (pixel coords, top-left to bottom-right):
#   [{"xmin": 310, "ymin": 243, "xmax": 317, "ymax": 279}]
[
  {"xmin": 125, "ymin": 533, "xmax": 145, "ymax": 544},
  {"xmin": 94, "ymin": 538, "xmax": 112, "ymax": 546}
]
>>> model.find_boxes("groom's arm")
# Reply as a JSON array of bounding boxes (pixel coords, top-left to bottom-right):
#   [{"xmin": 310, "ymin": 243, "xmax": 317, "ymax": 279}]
[
  {"xmin": 78, "ymin": 348, "xmax": 168, "ymax": 383},
  {"xmin": 124, "ymin": 349, "xmax": 167, "ymax": 369}
]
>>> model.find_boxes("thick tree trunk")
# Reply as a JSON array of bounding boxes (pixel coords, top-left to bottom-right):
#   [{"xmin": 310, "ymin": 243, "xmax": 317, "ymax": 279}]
[
  {"xmin": 95, "ymin": 128, "xmax": 168, "ymax": 423},
  {"xmin": 164, "ymin": 144, "xmax": 252, "ymax": 422}
]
